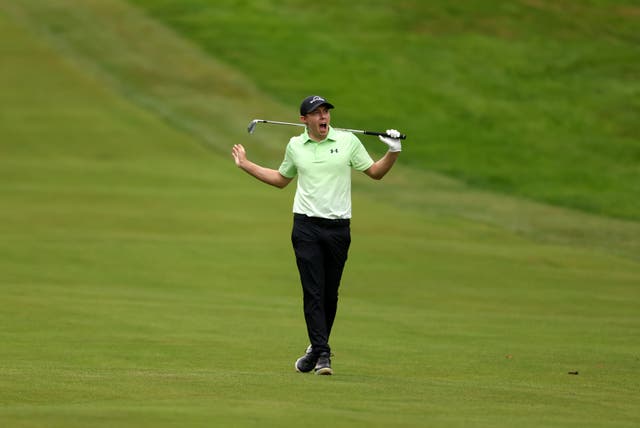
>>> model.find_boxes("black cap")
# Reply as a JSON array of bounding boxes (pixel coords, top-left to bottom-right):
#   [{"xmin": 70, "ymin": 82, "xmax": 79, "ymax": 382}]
[{"xmin": 299, "ymin": 95, "xmax": 335, "ymax": 116}]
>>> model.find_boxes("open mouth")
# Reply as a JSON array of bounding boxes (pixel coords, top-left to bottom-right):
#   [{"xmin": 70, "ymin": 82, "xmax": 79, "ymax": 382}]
[{"xmin": 319, "ymin": 123, "xmax": 328, "ymax": 131}]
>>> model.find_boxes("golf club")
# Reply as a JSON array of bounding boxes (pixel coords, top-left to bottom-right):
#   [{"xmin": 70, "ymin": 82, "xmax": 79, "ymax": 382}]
[{"xmin": 247, "ymin": 119, "xmax": 406, "ymax": 139}]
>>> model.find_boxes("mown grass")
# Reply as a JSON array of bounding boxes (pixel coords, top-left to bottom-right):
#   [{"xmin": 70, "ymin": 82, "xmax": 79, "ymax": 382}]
[
  {"xmin": 127, "ymin": 0, "xmax": 640, "ymax": 220},
  {"xmin": 1, "ymin": 2, "xmax": 639, "ymax": 428}
]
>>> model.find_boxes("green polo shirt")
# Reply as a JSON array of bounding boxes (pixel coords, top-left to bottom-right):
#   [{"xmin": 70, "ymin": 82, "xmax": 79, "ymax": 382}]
[{"xmin": 278, "ymin": 126, "xmax": 374, "ymax": 219}]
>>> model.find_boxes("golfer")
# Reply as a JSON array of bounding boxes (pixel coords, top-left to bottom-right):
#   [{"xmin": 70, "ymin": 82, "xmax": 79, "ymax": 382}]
[{"xmin": 232, "ymin": 95, "xmax": 402, "ymax": 375}]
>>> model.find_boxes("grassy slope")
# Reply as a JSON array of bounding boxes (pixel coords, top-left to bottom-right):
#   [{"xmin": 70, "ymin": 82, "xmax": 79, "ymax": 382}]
[
  {"xmin": 128, "ymin": 0, "xmax": 640, "ymax": 221},
  {"xmin": 1, "ymin": 1, "xmax": 639, "ymax": 428},
  {"xmin": 3, "ymin": 0, "xmax": 638, "ymax": 260}
]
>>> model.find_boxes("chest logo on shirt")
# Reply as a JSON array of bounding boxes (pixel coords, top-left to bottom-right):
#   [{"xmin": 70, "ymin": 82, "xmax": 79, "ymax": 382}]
[{"xmin": 330, "ymin": 148, "xmax": 339, "ymax": 154}]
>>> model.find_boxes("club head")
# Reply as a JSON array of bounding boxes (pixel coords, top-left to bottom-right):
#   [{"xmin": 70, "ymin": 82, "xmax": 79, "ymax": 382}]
[{"xmin": 247, "ymin": 119, "xmax": 259, "ymax": 134}]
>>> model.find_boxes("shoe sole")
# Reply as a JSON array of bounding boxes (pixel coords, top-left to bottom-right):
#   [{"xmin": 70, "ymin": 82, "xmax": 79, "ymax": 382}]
[{"xmin": 315, "ymin": 367, "xmax": 333, "ymax": 376}]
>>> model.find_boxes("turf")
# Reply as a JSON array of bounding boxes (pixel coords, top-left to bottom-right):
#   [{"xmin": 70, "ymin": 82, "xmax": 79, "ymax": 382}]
[
  {"xmin": 126, "ymin": 0, "xmax": 640, "ymax": 221},
  {"xmin": 1, "ymin": 1, "xmax": 639, "ymax": 427}
]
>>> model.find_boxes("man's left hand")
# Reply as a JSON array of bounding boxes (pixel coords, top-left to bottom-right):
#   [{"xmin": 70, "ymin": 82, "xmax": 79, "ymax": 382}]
[{"xmin": 379, "ymin": 129, "xmax": 402, "ymax": 152}]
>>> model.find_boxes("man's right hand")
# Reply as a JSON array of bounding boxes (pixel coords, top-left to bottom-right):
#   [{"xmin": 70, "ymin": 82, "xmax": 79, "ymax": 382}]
[
  {"xmin": 232, "ymin": 144, "xmax": 247, "ymax": 167},
  {"xmin": 231, "ymin": 144, "xmax": 292, "ymax": 188}
]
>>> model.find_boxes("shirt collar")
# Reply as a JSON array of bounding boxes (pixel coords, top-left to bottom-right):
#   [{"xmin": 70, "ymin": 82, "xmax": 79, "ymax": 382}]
[{"xmin": 302, "ymin": 126, "xmax": 337, "ymax": 144}]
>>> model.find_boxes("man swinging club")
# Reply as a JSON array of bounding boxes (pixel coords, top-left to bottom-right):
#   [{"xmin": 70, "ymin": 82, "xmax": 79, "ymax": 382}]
[{"xmin": 232, "ymin": 95, "xmax": 403, "ymax": 375}]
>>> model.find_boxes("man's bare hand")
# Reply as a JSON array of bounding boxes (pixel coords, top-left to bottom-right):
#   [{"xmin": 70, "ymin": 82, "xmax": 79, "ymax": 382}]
[{"xmin": 232, "ymin": 144, "xmax": 247, "ymax": 167}]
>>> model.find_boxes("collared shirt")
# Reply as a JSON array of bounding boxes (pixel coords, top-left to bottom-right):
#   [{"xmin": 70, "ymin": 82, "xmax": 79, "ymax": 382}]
[{"xmin": 278, "ymin": 126, "xmax": 374, "ymax": 219}]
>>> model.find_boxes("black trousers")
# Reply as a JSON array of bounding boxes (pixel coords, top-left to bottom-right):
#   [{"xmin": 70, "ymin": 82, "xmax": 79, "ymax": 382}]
[{"xmin": 291, "ymin": 214, "xmax": 351, "ymax": 356}]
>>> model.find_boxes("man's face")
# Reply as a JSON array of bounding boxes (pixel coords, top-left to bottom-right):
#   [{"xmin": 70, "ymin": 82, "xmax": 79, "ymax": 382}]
[{"xmin": 301, "ymin": 105, "xmax": 331, "ymax": 141}]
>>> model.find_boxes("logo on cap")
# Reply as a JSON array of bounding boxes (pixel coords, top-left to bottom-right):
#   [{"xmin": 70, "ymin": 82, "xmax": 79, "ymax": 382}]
[{"xmin": 300, "ymin": 95, "xmax": 334, "ymax": 115}]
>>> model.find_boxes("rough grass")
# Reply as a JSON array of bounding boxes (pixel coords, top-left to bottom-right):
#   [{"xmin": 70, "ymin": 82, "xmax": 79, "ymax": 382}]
[{"xmin": 127, "ymin": 0, "xmax": 640, "ymax": 220}]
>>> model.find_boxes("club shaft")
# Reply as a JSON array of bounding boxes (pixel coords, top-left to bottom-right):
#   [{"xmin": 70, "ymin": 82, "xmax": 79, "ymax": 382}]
[
  {"xmin": 257, "ymin": 120, "xmax": 304, "ymax": 128},
  {"xmin": 253, "ymin": 120, "xmax": 406, "ymax": 139},
  {"xmin": 340, "ymin": 128, "xmax": 407, "ymax": 140}
]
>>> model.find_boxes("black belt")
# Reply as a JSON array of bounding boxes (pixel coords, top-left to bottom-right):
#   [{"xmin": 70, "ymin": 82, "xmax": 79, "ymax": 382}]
[{"xmin": 294, "ymin": 213, "xmax": 350, "ymax": 227}]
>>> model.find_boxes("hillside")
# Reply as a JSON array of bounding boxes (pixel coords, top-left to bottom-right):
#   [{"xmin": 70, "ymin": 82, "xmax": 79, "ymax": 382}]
[
  {"xmin": 128, "ymin": 0, "xmax": 640, "ymax": 220},
  {"xmin": 3, "ymin": 0, "xmax": 639, "ymax": 260}
]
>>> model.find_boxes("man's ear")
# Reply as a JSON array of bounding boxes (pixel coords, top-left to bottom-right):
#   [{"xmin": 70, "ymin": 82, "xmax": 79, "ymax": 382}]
[{"xmin": 300, "ymin": 115, "xmax": 307, "ymax": 124}]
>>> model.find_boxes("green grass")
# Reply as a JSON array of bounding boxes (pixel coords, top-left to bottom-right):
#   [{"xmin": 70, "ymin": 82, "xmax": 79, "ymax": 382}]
[
  {"xmin": 126, "ymin": 0, "xmax": 640, "ymax": 221},
  {"xmin": 1, "ymin": 1, "xmax": 640, "ymax": 427}
]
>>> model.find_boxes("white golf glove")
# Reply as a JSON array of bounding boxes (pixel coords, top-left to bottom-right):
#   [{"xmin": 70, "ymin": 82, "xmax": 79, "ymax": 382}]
[{"xmin": 379, "ymin": 129, "xmax": 402, "ymax": 152}]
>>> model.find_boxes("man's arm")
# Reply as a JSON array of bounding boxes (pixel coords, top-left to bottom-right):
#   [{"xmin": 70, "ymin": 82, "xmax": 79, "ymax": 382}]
[
  {"xmin": 232, "ymin": 144, "xmax": 292, "ymax": 188},
  {"xmin": 363, "ymin": 129, "xmax": 402, "ymax": 180},
  {"xmin": 363, "ymin": 150, "xmax": 400, "ymax": 180}
]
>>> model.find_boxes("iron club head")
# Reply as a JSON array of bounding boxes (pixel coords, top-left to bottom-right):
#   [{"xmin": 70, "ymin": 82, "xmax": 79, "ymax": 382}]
[{"xmin": 247, "ymin": 119, "xmax": 260, "ymax": 134}]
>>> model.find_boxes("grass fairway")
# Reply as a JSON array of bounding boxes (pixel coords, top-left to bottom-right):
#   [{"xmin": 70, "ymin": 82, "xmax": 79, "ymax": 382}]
[{"xmin": 1, "ymin": 2, "xmax": 639, "ymax": 428}]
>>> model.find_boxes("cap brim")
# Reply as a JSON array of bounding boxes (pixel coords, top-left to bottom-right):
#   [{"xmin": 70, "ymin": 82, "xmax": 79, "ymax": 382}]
[{"xmin": 306, "ymin": 102, "xmax": 334, "ymax": 114}]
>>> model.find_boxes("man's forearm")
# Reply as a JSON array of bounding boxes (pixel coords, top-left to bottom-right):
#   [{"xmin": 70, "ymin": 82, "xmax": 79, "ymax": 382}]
[
  {"xmin": 365, "ymin": 151, "xmax": 400, "ymax": 180},
  {"xmin": 238, "ymin": 160, "xmax": 291, "ymax": 188}
]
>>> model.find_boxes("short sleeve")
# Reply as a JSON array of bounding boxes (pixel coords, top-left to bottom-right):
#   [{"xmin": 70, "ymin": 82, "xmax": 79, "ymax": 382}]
[
  {"xmin": 278, "ymin": 141, "xmax": 298, "ymax": 178},
  {"xmin": 349, "ymin": 134, "xmax": 374, "ymax": 171}
]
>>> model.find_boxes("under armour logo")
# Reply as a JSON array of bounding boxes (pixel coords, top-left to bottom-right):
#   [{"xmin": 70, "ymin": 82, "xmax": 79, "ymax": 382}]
[{"xmin": 330, "ymin": 149, "xmax": 339, "ymax": 154}]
